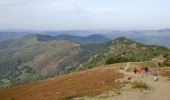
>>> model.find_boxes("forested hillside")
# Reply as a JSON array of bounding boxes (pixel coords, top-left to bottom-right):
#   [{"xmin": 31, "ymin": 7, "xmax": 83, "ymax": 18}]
[{"xmin": 0, "ymin": 35, "xmax": 107, "ymax": 88}]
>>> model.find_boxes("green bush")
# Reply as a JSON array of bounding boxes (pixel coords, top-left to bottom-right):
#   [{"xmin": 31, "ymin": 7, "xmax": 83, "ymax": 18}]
[
  {"xmin": 105, "ymin": 57, "xmax": 117, "ymax": 64},
  {"xmin": 105, "ymin": 56, "xmax": 130, "ymax": 64},
  {"xmin": 116, "ymin": 56, "xmax": 129, "ymax": 63},
  {"xmin": 163, "ymin": 53, "xmax": 170, "ymax": 60},
  {"xmin": 163, "ymin": 60, "xmax": 170, "ymax": 66}
]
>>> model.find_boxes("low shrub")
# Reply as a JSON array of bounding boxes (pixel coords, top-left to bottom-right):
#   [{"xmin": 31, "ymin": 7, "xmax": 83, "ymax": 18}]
[
  {"xmin": 163, "ymin": 60, "xmax": 170, "ymax": 66},
  {"xmin": 105, "ymin": 56, "xmax": 129, "ymax": 64},
  {"xmin": 132, "ymin": 81, "xmax": 150, "ymax": 90},
  {"xmin": 105, "ymin": 57, "xmax": 117, "ymax": 64}
]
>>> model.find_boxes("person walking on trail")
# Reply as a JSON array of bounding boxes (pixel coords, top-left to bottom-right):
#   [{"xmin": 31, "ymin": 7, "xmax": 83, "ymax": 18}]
[
  {"xmin": 140, "ymin": 65, "xmax": 145, "ymax": 77},
  {"xmin": 153, "ymin": 69, "xmax": 159, "ymax": 82},
  {"xmin": 133, "ymin": 67, "xmax": 137, "ymax": 74},
  {"xmin": 144, "ymin": 66, "xmax": 149, "ymax": 77}
]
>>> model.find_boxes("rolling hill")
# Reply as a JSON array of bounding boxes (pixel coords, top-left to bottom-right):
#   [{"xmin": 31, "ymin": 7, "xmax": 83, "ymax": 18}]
[
  {"xmin": 0, "ymin": 34, "xmax": 170, "ymax": 89},
  {"xmin": 0, "ymin": 35, "xmax": 108, "ymax": 88}
]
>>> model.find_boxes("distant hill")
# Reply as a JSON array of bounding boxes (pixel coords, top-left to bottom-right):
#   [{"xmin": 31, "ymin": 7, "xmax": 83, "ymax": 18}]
[
  {"xmin": 36, "ymin": 34, "xmax": 111, "ymax": 44},
  {"xmin": 0, "ymin": 32, "xmax": 33, "ymax": 41},
  {"xmin": 102, "ymin": 29, "xmax": 170, "ymax": 48},
  {"xmin": 1, "ymin": 29, "xmax": 170, "ymax": 47},
  {"xmin": 0, "ymin": 30, "xmax": 108, "ymax": 41}
]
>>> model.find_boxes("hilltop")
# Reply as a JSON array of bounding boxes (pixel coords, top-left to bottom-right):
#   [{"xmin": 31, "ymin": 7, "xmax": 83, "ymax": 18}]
[{"xmin": 81, "ymin": 37, "xmax": 170, "ymax": 69}]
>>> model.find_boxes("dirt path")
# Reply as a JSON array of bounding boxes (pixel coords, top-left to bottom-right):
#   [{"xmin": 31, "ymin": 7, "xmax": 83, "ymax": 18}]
[
  {"xmin": 76, "ymin": 64, "xmax": 170, "ymax": 100},
  {"xmin": 108, "ymin": 70, "xmax": 170, "ymax": 100}
]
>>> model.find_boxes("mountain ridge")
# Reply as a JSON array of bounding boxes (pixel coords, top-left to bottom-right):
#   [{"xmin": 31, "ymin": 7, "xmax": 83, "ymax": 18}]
[
  {"xmin": 36, "ymin": 34, "xmax": 111, "ymax": 44},
  {"xmin": 80, "ymin": 37, "xmax": 170, "ymax": 69},
  {"xmin": 0, "ymin": 35, "xmax": 170, "ymax": 89},
  {"xmin": 1, "ymin": 29, "xmax": 170, "ymax": 47}
]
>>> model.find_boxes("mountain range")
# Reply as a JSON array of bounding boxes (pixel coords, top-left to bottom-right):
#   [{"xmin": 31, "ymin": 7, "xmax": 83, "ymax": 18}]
[
  {"xmin": 0, "ymin": 34, "xmax": 170, "ymax": 88},
  {"xmin": 0, "ymin": 29, "xmax": 170, "ymax": 48}
]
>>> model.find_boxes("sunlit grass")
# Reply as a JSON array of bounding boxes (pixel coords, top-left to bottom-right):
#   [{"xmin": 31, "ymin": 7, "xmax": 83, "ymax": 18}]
[{"xmin": 0, "ymin": 66, "xmax": 126, "ymax": 100}]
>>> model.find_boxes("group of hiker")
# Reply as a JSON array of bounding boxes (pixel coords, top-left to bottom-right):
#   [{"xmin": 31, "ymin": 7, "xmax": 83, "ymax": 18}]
[{"xmin": 132, "ymin": 65, "xmax": 159, "ymax": 82}]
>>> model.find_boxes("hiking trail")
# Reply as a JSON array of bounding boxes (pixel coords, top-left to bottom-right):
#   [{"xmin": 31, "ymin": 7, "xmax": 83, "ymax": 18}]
[{"xmin": 76, "ymin": 63, "xmax": 170, "ymax": 100}]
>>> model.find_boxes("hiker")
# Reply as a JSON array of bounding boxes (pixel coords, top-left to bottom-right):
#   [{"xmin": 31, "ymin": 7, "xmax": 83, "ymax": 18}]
[
  {"xmin": 140, "ymin": 65, "xmax": 145, "ymax": 77},
  {"xmin": 140, "ymin": 65, "xmax": 144, "ymax": 71},
  {"xmin": 153, "ymin": 69, "xmax": 159, "ymax": 82},
  {"xmin": 144, "ymin": 66, "xmax": 149, "ymax": 77},
  {"xmin": 133, "ymin": 67, "xmax": 137, "ymax": 74}
]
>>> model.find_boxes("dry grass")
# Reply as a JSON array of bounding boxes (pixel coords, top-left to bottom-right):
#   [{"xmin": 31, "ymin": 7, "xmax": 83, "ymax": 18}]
[
  {"xmin": 132, "ymin": 81, "xmax": 150, "ymax": 90},
  {"xmin": 155, "ymin": 67, "xmax": 170, "ymax": 78},
  {"xmin": 0, "ymin": 64, "xmax": 126, "ymax": 100},
  {"xmin": 161, "ymin": 70, "xmax": 170, "ymax": 78}
]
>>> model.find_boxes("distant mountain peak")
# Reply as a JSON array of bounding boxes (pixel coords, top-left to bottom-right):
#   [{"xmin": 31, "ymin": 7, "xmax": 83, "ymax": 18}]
[
  {"xmin": 114, "ymin": 37, "xmax": 133, "ymax": 42},
  {"xmin": 115, "ymin": 37, "xmax": 127, "ymax": 40},
  {"xmin": 88, "ymin": 34, "xmax": 103, "ymax": 37}
]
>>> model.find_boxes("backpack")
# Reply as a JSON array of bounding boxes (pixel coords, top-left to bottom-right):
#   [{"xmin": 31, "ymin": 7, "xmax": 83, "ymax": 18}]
[{"xmin": 144, "ymin": 67, "xmax": 148, "ymax": 71}]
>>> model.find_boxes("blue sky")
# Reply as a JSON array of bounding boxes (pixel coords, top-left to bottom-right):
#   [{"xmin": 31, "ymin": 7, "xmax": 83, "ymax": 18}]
[{"xmin": 0, "ymin": 0, "xmax": 170, "ymax": 30}]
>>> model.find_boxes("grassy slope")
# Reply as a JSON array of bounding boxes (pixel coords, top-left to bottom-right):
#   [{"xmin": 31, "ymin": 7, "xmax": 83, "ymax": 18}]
[
  {"xmin": 0, "ymin": 63, "xmax": 127, "ymax": 100},
  {"xmin": 82, "ymin": 37, "xmax": 170, "ymax": 69}
]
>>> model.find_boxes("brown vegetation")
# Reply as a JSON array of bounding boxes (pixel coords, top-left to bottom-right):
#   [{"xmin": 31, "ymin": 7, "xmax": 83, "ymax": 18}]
[
  {"xmin": 162, "ymin": 70, "xmax": 170, "ymax": 78},
  {"xmin": 0, "ymin": 64, "xmax": 126, "ymax": 100}
]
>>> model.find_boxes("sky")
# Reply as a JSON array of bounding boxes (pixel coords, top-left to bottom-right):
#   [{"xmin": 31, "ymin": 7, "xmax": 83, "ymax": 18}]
[{"xmin": 0, "ymin": 0, "xmax": 170, "ymax": 30}]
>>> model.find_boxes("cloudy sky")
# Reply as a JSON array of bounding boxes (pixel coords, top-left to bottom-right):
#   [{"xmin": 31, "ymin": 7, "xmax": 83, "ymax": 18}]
[{"xmin": 0, "ymin": 0, "xmax": 170, "ymax": 30}]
